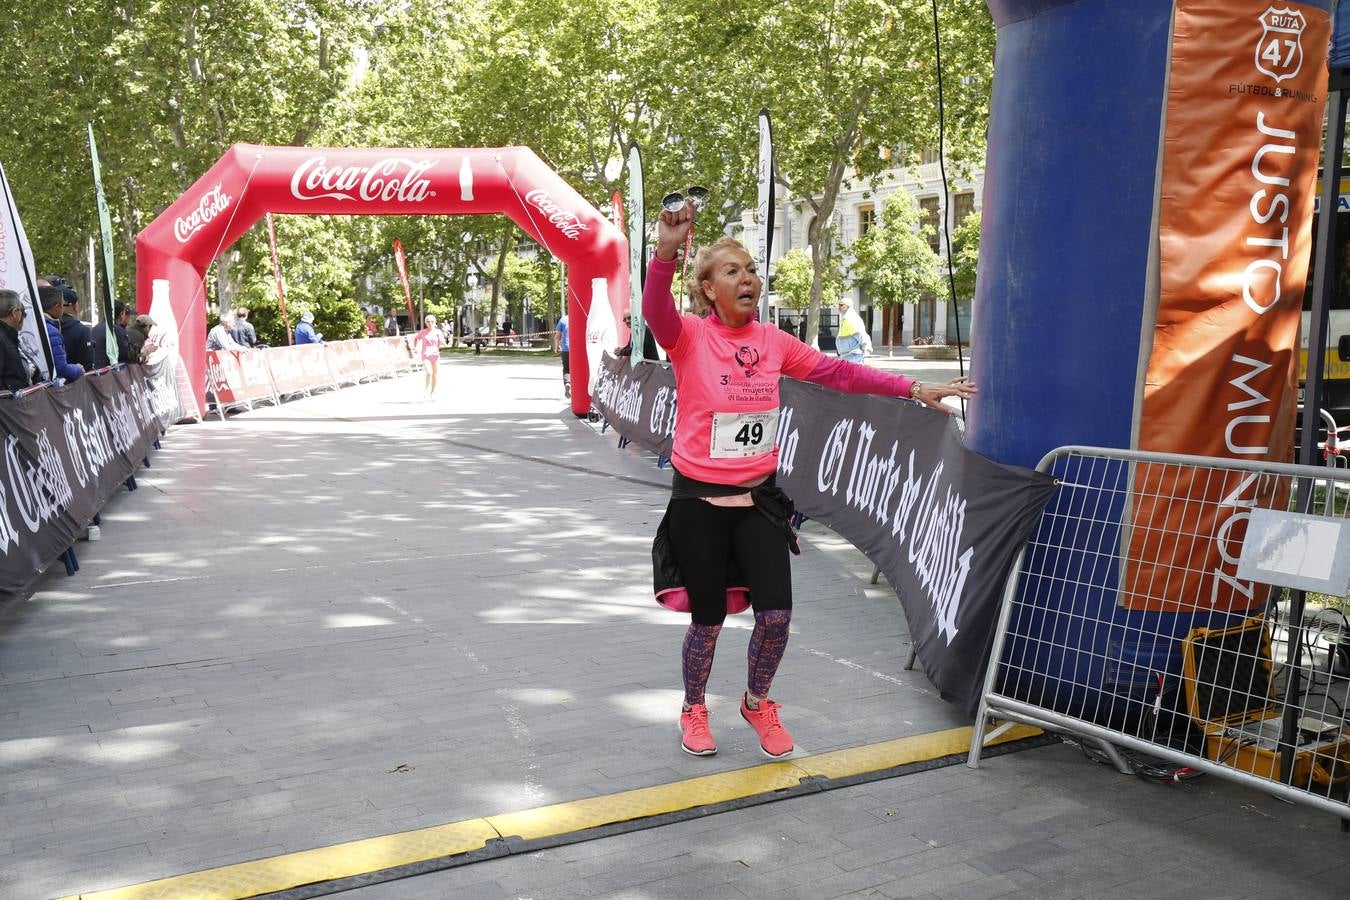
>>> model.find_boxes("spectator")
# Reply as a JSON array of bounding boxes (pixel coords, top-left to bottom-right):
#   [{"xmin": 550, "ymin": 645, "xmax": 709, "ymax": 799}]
[
  {"xmin": 383, "ymin": 312, "xmax": 399, "ymax": 337},
  {"xmin": 295, "ymin": 311, "xmax": 323, "ymax": 345},
  {"xmin": 206, "ymin": 313, "xmax": 243, "ymax": 351},
  {"xmin": 554, "ymin": 313, "xmax": 570, "ymax": 398},
  {"xmin": 232, "ymin": 307, "xmax": 257, "ymax": 348},
  {"xmin": 0, "ymin": 290, "xmax": 35, "ymax": 392},
  {"xmin": 59, "ymin": 287, "xmax": 94, "ymax": 370},
  {"xmin": 617, "ymin": 310, "xmax": 660, "ymax": 361},
  {"xmin": 834, "ymin": 298, "xmax": 872, "ymax": 364},
  {"xmin": 127, "ymin": 314, "xmax": 156, "ymax": 363},
  {"xmin": 39, "ymin": 287, "xmax": 82, "ymax": 382},
  {"xmin": 364, "ymin": 316, "xmax": 378, "ymax": 338},
  {"xmin": 111, "ymin": 302, "xmax": 133, "ymax": 363}
]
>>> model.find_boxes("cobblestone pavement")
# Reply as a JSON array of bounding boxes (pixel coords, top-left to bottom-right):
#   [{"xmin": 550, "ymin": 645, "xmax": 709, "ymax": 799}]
[{"xmin": 0, "ymin": 353, "xmax": 1345, "ymax": 899}]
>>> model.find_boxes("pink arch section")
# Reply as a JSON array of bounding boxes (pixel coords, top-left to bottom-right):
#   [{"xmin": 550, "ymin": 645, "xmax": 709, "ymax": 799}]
[{"xmin": 136, "ymin": 144, "xmax": 628, "ymax": 415}]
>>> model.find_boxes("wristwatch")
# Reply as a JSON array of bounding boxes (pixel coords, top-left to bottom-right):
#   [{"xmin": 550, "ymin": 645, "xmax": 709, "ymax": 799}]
[{"xmin": 909, "ymin": 381, "xmax": 922, "ymax": 399}]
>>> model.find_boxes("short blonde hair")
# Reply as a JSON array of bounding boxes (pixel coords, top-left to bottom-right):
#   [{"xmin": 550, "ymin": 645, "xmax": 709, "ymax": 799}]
[{"xmin": 685, "ymin": 236, "xmax": 752, "ymax": 314}]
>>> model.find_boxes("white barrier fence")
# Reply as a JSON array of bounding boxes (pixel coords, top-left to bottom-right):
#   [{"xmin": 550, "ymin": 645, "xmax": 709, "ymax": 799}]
[{"xmin": 205, "ymin": 337, "xmax": 413, "ymax": 417}]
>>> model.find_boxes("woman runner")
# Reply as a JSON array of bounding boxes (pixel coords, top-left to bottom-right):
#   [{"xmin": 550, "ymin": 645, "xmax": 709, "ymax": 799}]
[
  {"xmin": 413, "ymin": 314, "xmax": 445, "ymax": 399},
  {"xmin": 645, "ymin": 201, "xmax": 975, "ymax": 758}
]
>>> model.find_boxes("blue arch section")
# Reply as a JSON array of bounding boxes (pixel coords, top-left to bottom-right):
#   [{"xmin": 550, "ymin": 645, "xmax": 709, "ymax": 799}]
[{"xmin": 967, "ymin": 0, "xmax": 1175, "ymax": 470}]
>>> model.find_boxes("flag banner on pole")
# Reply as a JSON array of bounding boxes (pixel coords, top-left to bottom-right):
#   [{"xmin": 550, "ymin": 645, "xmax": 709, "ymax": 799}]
[
  {"xmin": 0, "ymin": 367, "xmax": 170, "ymax": 599},
  {"xmin": 0, "ymin": 160, "xmax": 51, "ymax": 378},
  {"xmin": 626, "ymin": 145, "xmax": 646, "ymax": 369},
  {"xmin": 87, "ymin": 124, "xmax": 119, "ymax": 364},
  {"xmin": 611, "ymin": 190, "xmax": 624, "ymax": 234},
  {"xmin": 265, "ymin": 213, "xmax": 293, "ymax": 344},
  {"xmin": 592, "ymin": 352, "xmax": 1055, "ymax": 713},
  {"xmin": 757, "ymin": 108, "xmax": 776, "ymax": 323},
  {"xmin": 1126, "ymin": 0, "xmax": 1331, "ymax": 612},
  {"xmin": 392, "ymin": 239, "xmax": 416, "ymax": 326}
]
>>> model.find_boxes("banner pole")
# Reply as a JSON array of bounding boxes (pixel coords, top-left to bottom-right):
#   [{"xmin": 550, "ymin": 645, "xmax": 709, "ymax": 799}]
[
  {"xmin": 1281, "ymin": 77, "xmax": 1348, "ymax": 784},
  {"xmin": 265, "ymin": 213, "xmax": 292, "ymax": 345}
]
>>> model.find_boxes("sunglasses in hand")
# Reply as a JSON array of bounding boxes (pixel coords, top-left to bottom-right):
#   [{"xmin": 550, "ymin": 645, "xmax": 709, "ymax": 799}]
[{"xmin": 661, "ymin": 186, "xmax": 710, "ymax": 214}]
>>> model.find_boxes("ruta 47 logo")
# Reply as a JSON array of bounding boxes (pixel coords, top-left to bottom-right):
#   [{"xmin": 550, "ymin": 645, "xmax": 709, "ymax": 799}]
[{"xmin": 1254, "ymin": 6, "xmax": 1305, "ymax": 83}]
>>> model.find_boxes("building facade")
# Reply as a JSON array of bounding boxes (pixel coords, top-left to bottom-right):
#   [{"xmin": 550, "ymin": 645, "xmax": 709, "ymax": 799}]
[{"xmin": 749, "ymin": 155, "xmax": 983, "ymax": 350}]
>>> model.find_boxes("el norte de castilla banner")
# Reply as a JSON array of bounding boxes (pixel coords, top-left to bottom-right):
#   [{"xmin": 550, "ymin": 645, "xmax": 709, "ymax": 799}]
[
  {"xmin": 0, "ymin": 361, "xmax": 179, "ymax": 599},
  {"xmin": 591, "ymin": 353, "xmax": 1056, "ymax": 714}
]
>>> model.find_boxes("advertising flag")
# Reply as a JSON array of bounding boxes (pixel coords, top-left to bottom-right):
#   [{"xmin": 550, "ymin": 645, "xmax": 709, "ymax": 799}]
[
  {"xmin": 626, "ymin": 145, "xmax": 646, "ymax": 369},
  {"xmin": 392, "ymin": 239, "xmax": 416, "ymax": 328},
  {"xmin": 1127, "ymin": 0, "xmax": 1331, "ymax": 612},
  {"xmin": 757, "ymin": 108, "xmax": 776, "ymax": 323},
  {"xmin": 87, "ymin": 124, "xmax": 119, "ymax": 363},
  {"xmin": 0, "ymin": 160, "xmax": 51, "ymax": 378}
]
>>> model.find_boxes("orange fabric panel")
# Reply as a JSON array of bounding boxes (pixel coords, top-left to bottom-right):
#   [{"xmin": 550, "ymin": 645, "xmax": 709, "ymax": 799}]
[{"xmin": 1126, "ymin": 1, "xmax": 1329, "ymax": 612}]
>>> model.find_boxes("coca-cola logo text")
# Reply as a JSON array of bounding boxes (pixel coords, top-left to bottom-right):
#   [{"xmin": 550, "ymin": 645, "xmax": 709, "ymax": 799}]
[
  {"xmin": 525, "ymin": 189, "xmax": 589, "ymax": 239},
  {"xmin": 290, "ymin": 156, "xmax": 436, "ymax": 203},
  {"xmin": 174, "ymin": 184, "xmax": 232, "ymax": 243}
]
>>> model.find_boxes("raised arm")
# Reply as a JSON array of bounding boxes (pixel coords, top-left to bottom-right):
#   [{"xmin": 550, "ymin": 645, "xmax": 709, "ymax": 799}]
[
  {"xmin": 643, "ymin": 203, "xmax": 697, "ymax": 350},
  {"xmin": 642, "ymin": 255, "xmax": 684, "ymax": 349}
]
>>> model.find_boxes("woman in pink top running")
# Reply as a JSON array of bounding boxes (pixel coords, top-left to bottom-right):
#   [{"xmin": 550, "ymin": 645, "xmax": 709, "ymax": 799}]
[
  {"xmin": 413, "ymin": 314, "xmax": 445, "ymax": 399},
  {"xmin": 646, "ymin": 202, "xmax": 975, "ymax": 759}
]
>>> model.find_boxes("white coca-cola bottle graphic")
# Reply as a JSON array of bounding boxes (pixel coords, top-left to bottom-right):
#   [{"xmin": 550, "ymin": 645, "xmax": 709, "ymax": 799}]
[
  {"xmin": 459, "ymin": 157, "xmax": 474, "ymax": 201},
  {"xmin": 585, "ymin": 277, "xmax": 617, "ymax": 394}
]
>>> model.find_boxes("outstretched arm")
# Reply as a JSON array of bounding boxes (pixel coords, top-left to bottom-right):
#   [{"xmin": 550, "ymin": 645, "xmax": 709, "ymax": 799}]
[{"xmin": 801, "ymin": 353, "xmax": 976, "ymax": 415}]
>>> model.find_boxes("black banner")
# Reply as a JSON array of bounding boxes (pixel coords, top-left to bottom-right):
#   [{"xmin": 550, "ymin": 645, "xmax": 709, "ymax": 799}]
[
  {"xmin": 0, "ymin": 365, "xmax": 169, "ymax": 599},
  {"xmin": 593, "ymin": 354, "xmax": 1055, "ymax": 714}
]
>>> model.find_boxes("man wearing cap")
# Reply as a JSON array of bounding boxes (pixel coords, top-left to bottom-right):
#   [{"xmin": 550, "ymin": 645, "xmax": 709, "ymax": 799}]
[
  {"xmin": 39, "ymin": 287, "xmax": 83, "ymax": 382},
  {"xmin": 294, "ymin": 311, "xmax": 323, "ymax": 345},
  {"xmin": 127, "ymin": 314, "xmax": 156, "ymax": 362},
  {"xmin": 58, "ymin": 286, "xmax": 94, "ymax": 371}
]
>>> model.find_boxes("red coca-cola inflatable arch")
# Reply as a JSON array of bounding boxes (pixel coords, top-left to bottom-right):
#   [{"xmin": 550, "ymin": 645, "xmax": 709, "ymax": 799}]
[{"xmin": 136, "ymin": 144, "xmax": 627, "ymax": 415}]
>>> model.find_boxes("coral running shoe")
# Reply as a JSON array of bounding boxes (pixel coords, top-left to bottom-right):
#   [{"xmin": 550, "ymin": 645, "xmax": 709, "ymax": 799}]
[
  {"xmin": 740, "ymin": 694, "xmax": 794, "ymax": 758},
  {"xmin": 679, "ymin": 704, "xmax": 718, "ymax": 756}
]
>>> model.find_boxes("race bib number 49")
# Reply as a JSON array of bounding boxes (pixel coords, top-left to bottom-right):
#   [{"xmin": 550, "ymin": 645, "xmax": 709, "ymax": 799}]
[{"xmin": 709, "ymin": 409, "xmax": 778, "ymax": 458}]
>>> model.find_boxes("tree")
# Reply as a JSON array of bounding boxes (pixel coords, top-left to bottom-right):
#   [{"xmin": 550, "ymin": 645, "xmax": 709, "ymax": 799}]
[
  {"xmin": 949, "ymin": 210, "xmax": 980, "ymax": 304},
  {"xmin": 669, "ymin": 0, "xmax": 994, "ymax": 345},
  {"xmin": 0, "ymin": 1, "xmax": 387, "ymax": 308},
  {"xmin": 773, "ymin": 248, "xmax": 845, "ymax": 310},
  {"xmin": 849, "ymin": 192, "xmax": 943, "ymax": 353}
]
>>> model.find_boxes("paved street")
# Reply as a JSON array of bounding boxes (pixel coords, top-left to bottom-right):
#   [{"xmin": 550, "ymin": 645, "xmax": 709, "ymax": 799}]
[{"xmin": 1, "ymin": 352, "xmax": 1346, "ymax": 899}]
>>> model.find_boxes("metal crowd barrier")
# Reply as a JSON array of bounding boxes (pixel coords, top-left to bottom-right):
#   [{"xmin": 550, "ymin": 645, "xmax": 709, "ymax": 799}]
[{"xmin": 969, "ymin": 443, "xmax": 1350, "ymax": 821}]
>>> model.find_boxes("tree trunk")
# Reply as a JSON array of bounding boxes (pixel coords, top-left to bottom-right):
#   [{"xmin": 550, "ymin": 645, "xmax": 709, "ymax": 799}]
[
  {"xmin": 488, "ymin": 236, "xmax": 509, "ymax": 343},
  {"xmin": 804, "ymin": 98, "xmax": 863, "ymax": 346},
  {"xmin": 215, "ymin": 249, "xmax": 239, "ymax": 312}
]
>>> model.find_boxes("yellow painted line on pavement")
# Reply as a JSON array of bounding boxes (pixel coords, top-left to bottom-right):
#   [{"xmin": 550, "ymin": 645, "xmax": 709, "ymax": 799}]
[{"xmin": 63, "ymin": 723, "xmax": 1039, "ymax": 900}]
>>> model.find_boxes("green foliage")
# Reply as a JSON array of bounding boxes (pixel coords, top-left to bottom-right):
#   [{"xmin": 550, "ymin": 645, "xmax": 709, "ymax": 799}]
[
  {"xmin": 850, "ymin": 192, "xmax": 943, "ymax": 306},
  {"xmin": 773, "ymin": 248, "xmax": 844, "ymax": 310},
  {"xmin": 0, "ymin": 0, "xmax": 995, "ymax": 345},
  {"xmin": 950, "ymin": 210, "xmax": 981, "ymax": 303}
]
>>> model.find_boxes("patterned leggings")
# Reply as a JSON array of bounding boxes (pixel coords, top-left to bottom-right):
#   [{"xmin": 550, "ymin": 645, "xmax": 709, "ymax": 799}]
[
  {"xmin": 669, "ymin": 497, "xmax": 795, "ymax": 707},
  {"xmin": 682, "ymin": 610, "xmax": 793, "ymax": 706}
]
